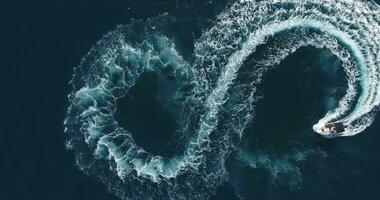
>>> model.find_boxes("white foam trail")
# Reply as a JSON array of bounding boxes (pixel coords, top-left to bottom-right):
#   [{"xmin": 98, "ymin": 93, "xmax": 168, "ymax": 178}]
[{"xmin": 64, "ymin": 0, "xmax": 380, "ymax": 199}]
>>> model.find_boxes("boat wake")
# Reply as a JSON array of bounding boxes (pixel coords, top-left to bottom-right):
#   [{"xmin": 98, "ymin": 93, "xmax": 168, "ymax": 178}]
[{"xmin": 64, "ymin": 0, "xmax": 380, "ymax": 199}]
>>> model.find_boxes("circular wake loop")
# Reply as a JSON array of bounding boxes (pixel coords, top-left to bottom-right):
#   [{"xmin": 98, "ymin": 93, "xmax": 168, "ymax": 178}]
[{"xmin": 65, "ymin": 0, "xmax": 380, "ymax": 199}]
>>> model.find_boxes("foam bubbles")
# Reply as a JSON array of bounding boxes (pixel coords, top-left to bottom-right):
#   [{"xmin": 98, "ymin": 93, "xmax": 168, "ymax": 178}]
[{"xmin": 65, "ymin": 0, "xmax": 380, "ymax": 199}]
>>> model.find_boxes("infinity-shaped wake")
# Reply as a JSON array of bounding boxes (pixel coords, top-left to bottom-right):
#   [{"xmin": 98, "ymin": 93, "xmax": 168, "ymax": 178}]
[{"xmin": 64, "ymin": 0, "xmax": 380, "ymax": 199}]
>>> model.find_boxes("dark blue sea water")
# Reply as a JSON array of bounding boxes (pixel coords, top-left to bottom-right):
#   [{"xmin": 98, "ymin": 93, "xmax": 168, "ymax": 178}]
[{"xmin": 2, "ymin": 0, "xmax": 380, "ymax": 200}]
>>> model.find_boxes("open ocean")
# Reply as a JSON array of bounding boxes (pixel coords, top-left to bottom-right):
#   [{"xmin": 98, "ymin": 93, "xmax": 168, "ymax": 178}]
[{"xmin": 2, "ymin": 0, "xmax": 380, "ymax": 199}]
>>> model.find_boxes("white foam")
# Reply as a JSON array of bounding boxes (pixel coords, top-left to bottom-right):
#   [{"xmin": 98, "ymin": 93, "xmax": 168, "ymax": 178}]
[{"xmin": 65, "ymin": 0, "xmax": 380, "ymax": 194}]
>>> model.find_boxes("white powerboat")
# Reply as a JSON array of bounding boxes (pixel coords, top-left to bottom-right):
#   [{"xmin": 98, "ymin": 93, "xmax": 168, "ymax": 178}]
[{"xmin": 314, "ymin": 122, "xmax": 345, "ymax": 137}]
